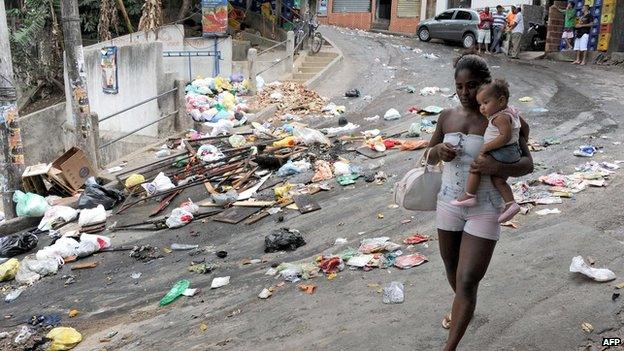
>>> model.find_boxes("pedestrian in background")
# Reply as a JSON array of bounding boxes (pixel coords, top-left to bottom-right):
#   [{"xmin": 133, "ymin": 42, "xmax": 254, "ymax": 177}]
[
  {"xmin": 509, "ymin": 6, "xmax": 524, "ymax": 59},
  {"xmin": 490, "ymin": 5, "xmax": 506, "ymax": 54},
  {"xmin": 572, "ymin": 5, "xmax": 593, "ymax": 65},
  {"xmin": 477, "ymin": 7, "xmax": 493, "ymax": 54},
  {"xmin": 503, "ymin": 5, "xmax": 516, "ymax": 54},
  {"xmin": 559, "ymin": 2, "xmax": 576, "ymax": 50}
]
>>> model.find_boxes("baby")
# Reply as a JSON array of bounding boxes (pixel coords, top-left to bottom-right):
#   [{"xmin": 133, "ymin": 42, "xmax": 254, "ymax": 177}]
[{"xmin": 451, "ymin": 78, "xmax": 521, "ymax": 223}]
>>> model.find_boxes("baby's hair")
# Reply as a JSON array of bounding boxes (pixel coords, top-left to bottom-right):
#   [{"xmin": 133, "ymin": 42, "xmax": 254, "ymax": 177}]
[{"xmin": 479, "ymin": 78, "xmax": 510, "ymax": 100}]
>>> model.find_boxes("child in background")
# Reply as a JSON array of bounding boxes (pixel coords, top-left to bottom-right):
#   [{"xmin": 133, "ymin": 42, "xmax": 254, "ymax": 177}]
[
  {"xmin": 451, "ymin": 79, "xmax": 522, "ymax": 223},
  {"xmin": 559, "ymin": 2, "xmax": 576, "ymax": 50}
]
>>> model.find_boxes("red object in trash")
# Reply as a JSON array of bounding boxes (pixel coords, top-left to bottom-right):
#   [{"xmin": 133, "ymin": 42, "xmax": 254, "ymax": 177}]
[
  {"xmin": 319, "ymin": 256, "xmax": 342, "ymax": 273},
  {"xmin": 408, "ymin": 106, "xmax": 421, "ymax": 113},
  {"xmin": 383, "ymin": 140, "xmax": 397, "ymax": 149},
  {"xmin": 403, "ymin": 234, "xmax": 429, "ymax": 245},
  {"xmin": 394, "ymin": 253, "xmax": 428, "ymax": 269}
]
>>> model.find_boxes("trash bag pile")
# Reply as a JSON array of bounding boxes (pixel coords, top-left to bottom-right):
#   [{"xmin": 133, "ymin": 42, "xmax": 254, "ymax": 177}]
[
  {"xmin": 254, "ymin": 81, "xmax": 328, "ymax": 119},
  {"xmin": 185, "ymin": 75, "xmax": 250, "ymax": 123}
]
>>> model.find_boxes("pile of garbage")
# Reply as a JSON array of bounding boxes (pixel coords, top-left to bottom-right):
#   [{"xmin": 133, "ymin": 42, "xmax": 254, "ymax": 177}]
[
  {"xmin": 263, "ymin": 235, "xmax": 429, "ymax": 287},
  {"xmin": 185, "ymin": 75, "xmax": 250, "ymax": 123},
  {"xmin": 254, "ymin": 81, "xmax": 328, "ymax": 118}
]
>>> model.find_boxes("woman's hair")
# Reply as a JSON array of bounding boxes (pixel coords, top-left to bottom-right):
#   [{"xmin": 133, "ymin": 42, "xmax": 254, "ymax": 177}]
[
  {"xmin": 453, "ymin": 54, "xmax": 492, "ymax": 84},
  {"xmin": 479, "ymin": 78, "xmax": 510, "ymax": 100}
]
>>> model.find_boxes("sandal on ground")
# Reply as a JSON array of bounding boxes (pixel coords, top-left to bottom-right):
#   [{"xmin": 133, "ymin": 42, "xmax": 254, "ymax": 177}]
[{"xmin": 442, "ymin": 313, "xmax": 452, "ymax": 329}]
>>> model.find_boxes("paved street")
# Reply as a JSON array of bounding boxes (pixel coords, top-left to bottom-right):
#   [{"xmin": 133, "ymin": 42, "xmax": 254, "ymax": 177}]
[{"xmin": 3, "ymin": 26, "xmax": 624, "ymax": 351}]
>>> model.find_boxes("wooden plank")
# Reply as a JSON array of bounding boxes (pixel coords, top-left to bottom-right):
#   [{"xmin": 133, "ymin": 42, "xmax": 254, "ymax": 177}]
[
  {"xmin": 204, "ymin": 181, "xmax": 218, "ymax": 195},
  {"xmin": 71, "ymin": 262, "xmax": 99, "ymax": 270},
  {"xmin": 212, "ymin": 206, "xmax": 262, "ymax": 224},
  {"xmin": 356, "ymin": 146, "xmax": 386, "ymax": 159},
  {"xmin": 293, "ymin": 194, "xmax": 321, "ymax": 214}
]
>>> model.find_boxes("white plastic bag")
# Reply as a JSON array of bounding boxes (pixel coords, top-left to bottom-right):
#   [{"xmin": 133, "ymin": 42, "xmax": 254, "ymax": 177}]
[
  {"xmin": 38, "ymin": 206, "xmax": 79, "ymax": 231},
  {"xmin": 78, "ymin": 205, "xmax": 107, "ymax": 227},
  {"xmin": 569, "ymin": 256, "xmax": 616, "ymax": 282},
  {"xmin": 36, "ymin": 236, "xmax": 80, "ymax": 263},
  {"xmin": 142, "ymin": 172, "xmax": 175, "ymax": 196},
  {"xmin": 383, "ymin": 108, "xmax": 401, "ymax": 121},
  {"xmin": 206, "ymin": 119, "xmax": 235, "ymax": 137},
  {"xmin": 197, "ymin": 144, "xmax": 225, "ymax": 162},
  {"xmin": 15, "ymin": 256, "xmax": 59, "ymax": 285},
  {"xmin": 333, "ymin": 161, "xmax": 351, "ymax": 176},
  {"xmin": 382, "ymin": 281, "xmax": 405, "ymax": 304},
  {"xmin": 166, "ymin": 208, "xmax": 194, "ymax": 228},
  {"xmin": 179, "ymin": 199, "xmax": 200, "ymax": 214},
  {"xmin": 293, "ymin": 128, "xmax": 331, "ymax": 146}
]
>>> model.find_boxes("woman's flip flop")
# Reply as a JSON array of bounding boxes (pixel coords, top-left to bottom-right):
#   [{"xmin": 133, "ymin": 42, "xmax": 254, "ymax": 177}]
[{"xmin": 442, "ymin": 313, "xmax": 452, "ymax": 329}]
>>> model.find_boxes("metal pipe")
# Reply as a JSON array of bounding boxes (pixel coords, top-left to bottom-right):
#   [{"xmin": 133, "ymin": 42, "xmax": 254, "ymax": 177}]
[
  {"xmin": 99, "ymin": 110, "xmax": 178, "ymax": 149},
  {"xmin": 99, "ymin": 88, "xmax": 178, "ymax": 122}
]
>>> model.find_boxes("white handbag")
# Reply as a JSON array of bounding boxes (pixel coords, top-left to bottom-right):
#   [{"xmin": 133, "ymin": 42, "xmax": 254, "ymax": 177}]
[{"xmin": 394, "ymin": 148, "xmax": 443, "ymax": 211}]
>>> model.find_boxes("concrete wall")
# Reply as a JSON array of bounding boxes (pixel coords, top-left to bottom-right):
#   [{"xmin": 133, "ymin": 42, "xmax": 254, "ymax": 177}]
[
  {"xmin": 389, "ymin": 0, "xmax": 421, "ymax": 33},
  {"xmin": 82, "ymin": 42, "xmax": 164, "ymax": 138},
  {"xmin": 18, "ymin": 102, "xmax": 68, "ymax": 166},
  {"xmin": 318, "ymin": 0, "xmax": 376, "ymax": 30},
  {"xmin": 88, "ymin": 25, "xmax": 233, "ymax": 82}
]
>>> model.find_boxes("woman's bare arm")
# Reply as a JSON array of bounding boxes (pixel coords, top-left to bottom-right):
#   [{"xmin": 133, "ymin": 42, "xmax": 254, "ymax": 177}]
[{"xmin": 427, "ymin": 110, "xmax": 457, "ymax": 164}]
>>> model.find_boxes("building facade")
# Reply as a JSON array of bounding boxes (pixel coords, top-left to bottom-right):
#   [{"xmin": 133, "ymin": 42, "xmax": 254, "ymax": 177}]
[{"xmin": 317, "ymin": 0, "xmax": 429, "ymax": 34}]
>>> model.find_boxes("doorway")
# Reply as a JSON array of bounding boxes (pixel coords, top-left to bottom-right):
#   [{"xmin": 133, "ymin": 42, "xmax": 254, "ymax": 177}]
[{"xmin": 374, "ymin": 0, "xmax": 391, "ymax": 29}]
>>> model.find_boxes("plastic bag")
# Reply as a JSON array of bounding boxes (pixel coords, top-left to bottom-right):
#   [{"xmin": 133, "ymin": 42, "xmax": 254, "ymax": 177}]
[
  {"xmin": 46, "ymin": 327, "xmax": 82, "ymax": 351},
  {"xmin": 382, "ymin": 281, "xmax": 404, "ymax": 304},
  {"xmin": 228, "ymin": 134, "xmax": 246, "ymax": 148},
  {"xmin": 78, "ymin": 179, "xmax": 124, "ymax": 210},
  {"xmin": 38, "ymin": 206, "xmax": 78, "ymax": 231},
  {"xmin": 166, "ymin": 208, "xmax": 194, "ymax": 228},
  {"xmin": 76, "ymin": 233, "xmax": 111, "ymax": 257},
  {"xmin": 394, "ymin": 253, "xmax": 428, "ymax": 269},
  {"xmin": 333, "ymin": 161, "xmax": 351, "ymax": 176},
  {"xmin": 383, "ymin": 108, "xmax": 401, "ymax": 121},
  {"xmin": 0, "ymin": 232, "xmax": 38, "ymax": 257},
  {"xmin": 206, "ymin": 119, "xmax": 235, "ymax": 137},
  {"xmin": 211, "ymin": 190, "xmax": 238, "ymax": 206},
  {"xmin": 312, "ymin": 160, "xmax": 333, "ymax": 182},
  {"xmin": 277, "ymin": 160, "xmax": 311, "ymax": 177},
  {"xmin": 0, "ymin": 258, "xmax": 19, "ymax": 282},
  {"xmin": 197, "ymin": 144, "xmax": 225, "ymax": 162},
  {"xmin": 15, "ymin": 256, "xmax": 59, "ymax": 285},
  {"xmin": 142, "ymin": 172, "xmax": 175, "ymax": 196},
  {"xmin": 179, "ymin": 199, "xmax": 199, "ymax": 214},
  {"xmin": 160, "ymin": 279, "xmax": 191, "ymax": 306},
  {"xmin": 78, "ymin": 205, "xmax": 107, "ymax": 227},
  {"xmin": 264, "ymin": 228, "xmax": 306, "ymax": 253},
  {"xmin": 14, "ymin": 326, "xmax": 33, "ymax": 345},
  {"xmin": 125, "ymin": 173, "xmax": 145, "ymax": 188},
  {"xmin": 36, "ymin": 236, "xmax": 80, "ymax": 263},
  {"xmin": 13, "ymin": 191, "xmax": 50, "ymax": 217},
  {"xmin": 293, "ymin": 128, "xmax": 331, "ymax": 146},
  {"xmin": 569, "ymin": 255, "xmax": 616, "ymax": 282}
]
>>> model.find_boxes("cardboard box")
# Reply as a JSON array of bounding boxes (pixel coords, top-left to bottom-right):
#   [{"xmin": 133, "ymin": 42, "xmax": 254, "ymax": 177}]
[
  {"xmin": 50, "ymin": 147, "xmax": 96, "ymax": 191},
  {"xmin": 22, "ymin": 163, "xmax": 51, "ymax": 195}
]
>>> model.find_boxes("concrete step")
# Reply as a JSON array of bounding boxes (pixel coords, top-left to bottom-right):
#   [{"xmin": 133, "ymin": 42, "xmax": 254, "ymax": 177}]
[
  {"xmin": 301, "ymin": 62, "xmax": 328, "ymax": 68},
  {"xmin": 304, "ymin": 56, "xmax": 334, "ymax": 64},
  {"xmin": 292, "ymin": 73, "xmax": 317, "ymax": 80},
  {"xmin": 297, "ymin": 67, "xmax": 323, "ymax": 74},
  {"xmin": 310, "ymin": 51, "xmax": 338, "ymax": 58}
]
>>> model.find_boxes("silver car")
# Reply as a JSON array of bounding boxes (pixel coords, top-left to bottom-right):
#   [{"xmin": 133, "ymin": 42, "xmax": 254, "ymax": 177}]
[{"xmin": 417, "ymin": 8, "xmax": 480, "ymax": 48}]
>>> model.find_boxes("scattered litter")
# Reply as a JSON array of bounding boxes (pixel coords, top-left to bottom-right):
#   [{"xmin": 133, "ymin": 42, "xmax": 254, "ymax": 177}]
[
  {"xmin": 0, "ymin": 258, "xmax": 19, "ymax": 281},
  {"xmin": 345, "ymin": 89, "xmax": 361, "ymax": 98},
  {"xmin": 420, "ymin": 87, "xmax": 440, "ymax": 96},
  {"xmin": 5, "ymin": 287, "xmax": 25, "ymax": 303},
  {"xmin": 298, "ymin": 284, "xmax": 316, "ymax": 294},
  {"xmin": 570, "ymin": 256, "xmax": 616, "ymax": 282},
  {"xmin": 581, "ymin": 322, "xmax": 594, "ymax": 333},
  {"xmin": 14, "ymin": 326, "xmax": 33, "ymax": 345},
  {"xmin": 383, "ymin": 108, "xmax": 401, "ymax": 121},
  {"xmin": 530, "ymin": 107, "xmax": 549, "ymax": 113},
  {"xmin": 131, "ymin": 272, "xmax": 142, "ymax": 279},
  {"xmin": 403, "ymin": 234, "xmax": 429, "ymax": 245},
  {"xmin": 265, "ymin": 228, "xmax": 306, "ymax": 253},
  {"xmin": 258, "ymin": 288, "xmax": 272, "ymax": 299},
  {"xmin": 13, "ymin": 191, "xmax": 50, "ymax": 217},
  {"xmin": 535, "ymin": 208, "xmax": 561, "ymax": 215},
  {"xmin": 574, "ymin": 145, "xmax": 597, "ymax": 157},
  {"xmin": 78, "ymin": 178, "xmax": 124, "ymax": 210},
  {"xmin": 0, "ymin": 232, "xmax": 38, "ymax": 258},
  {"xmin": 422, "ymin": 53, "xmax": 439, "ymax": 59},
  {"xmin": 395, "ymin": 253, "xmax": 428, "ymax": 269},
  {"xmin": 519, "ymin": 96, "xmax": 534, "ymax": 102},
  {"xmin": 160, "ymin": 279, "xmax": 191, "ymax": 306},
  {"xmin": 382, "ymin": 281, "xmax": 404, "ymax": 304},
  {"xmin": 364, "ymin": 115, "xmax": 380, "ymax": 121},
  {"xmin": 46, "ymin": 326, "xmax": 82, "ymax": 351},
  {"xmin": 211, "ymin": 276, "xmax": 231, "ymax": 289},
  {"xmin": 68, "ymin": 309, "xmax": 79, "ymax": 318},
  {"xmin": 334, "ymin": 238, "xmax": 348, "ymax": 245}
]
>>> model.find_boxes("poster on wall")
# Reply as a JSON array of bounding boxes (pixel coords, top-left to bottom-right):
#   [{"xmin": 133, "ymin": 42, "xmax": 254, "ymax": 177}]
[
  {"xmin": 100, "ymin": 46, "xmax": 118, "ymax": 94},
  {"xmin": 202, "ymin": 0, "xmax": 229, "ymax": 37},
  {"xmin": 317, "ymin": 0, "xmax": 328, "ymax": 16}
]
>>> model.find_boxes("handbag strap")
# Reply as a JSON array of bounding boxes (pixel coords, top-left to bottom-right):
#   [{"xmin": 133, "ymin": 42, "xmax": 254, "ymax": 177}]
[{"xmin": 419, "ymin": 148, "xmax": 438, "ymax": 167}]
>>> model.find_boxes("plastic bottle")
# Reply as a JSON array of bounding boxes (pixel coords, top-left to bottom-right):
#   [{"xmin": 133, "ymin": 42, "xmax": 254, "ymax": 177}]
[
  {"xmin": 170, "ymin": 244, "xmax": 199, "ymax": 251},
  {"xmin": 159, "ymin": 279, "xmax": 191, "ymax": 306}
]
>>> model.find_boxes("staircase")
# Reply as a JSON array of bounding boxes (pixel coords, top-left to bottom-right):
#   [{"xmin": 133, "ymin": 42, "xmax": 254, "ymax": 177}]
[{"xmin": 290, "ymin": 51, "xmax": 339, "ymax": 84}]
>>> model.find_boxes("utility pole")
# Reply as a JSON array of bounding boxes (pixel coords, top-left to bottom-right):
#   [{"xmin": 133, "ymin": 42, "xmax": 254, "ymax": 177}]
[
  {"xmin": 61, "ymin": 0, "xmax": 98, "ymax": 165},
  {"xmin": 0, "ymin": 1, "xmax": 26, "ymax": 219}
]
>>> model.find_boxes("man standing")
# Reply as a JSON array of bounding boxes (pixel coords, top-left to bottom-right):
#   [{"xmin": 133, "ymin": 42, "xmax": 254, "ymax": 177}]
[
  {"xmin": 490, "ymin": 5, "xmax": 506, "ymax": 54},
  {"xmin": 572, "ymin": 5, "xmax": 593, "ymax": 65},
  {"xmin": 509, "ymin": 6, "xmax": 524, "ymax": 58},
  {"xmin": 477, "ymin": 7, "xmax": 493, "ymax": 54}
]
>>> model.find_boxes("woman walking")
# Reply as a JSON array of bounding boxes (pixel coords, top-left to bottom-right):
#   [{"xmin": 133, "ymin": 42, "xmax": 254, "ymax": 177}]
[{"xmin": 427, "ymin": 54, "xmax": 534, "ymax": 351}]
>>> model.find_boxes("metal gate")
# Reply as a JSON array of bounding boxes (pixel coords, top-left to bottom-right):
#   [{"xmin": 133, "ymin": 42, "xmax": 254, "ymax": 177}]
[
  {"xmin": 332, "ymin": 0, "xmax": 371, "ymax": 12},
  {"xmin": 397, "ymin": 0, "xmax": 421, "ymax": 17}
]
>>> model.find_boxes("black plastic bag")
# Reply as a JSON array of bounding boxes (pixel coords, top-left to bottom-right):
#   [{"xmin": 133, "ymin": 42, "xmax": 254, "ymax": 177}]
[
  {"xmin": 345, "ymin": 89, "xmax": 360, "ymax": 98},
  {"xmin": 264, "ymin": 228, "xmax": 306, "ymax": 253},
  {"xmin": 78, "ymin": 183, "xmax": 124, "ymax": 210},
  {"xmin": 0, "ymin": 232, "xmax": 39, "ymax": 257}
]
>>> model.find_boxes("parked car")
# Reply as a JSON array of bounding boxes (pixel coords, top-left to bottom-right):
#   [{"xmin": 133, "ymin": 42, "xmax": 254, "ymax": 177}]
[{"xmin": 417, "ymin": 9, "xmax": 480, "ymax": 48}]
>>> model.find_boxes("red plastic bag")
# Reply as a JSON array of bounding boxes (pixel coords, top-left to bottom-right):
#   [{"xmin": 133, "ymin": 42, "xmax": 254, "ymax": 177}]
[
  {"xmin": 395, "ymin": 253, "xmax": 428, "ymax": 269},
  {"xmin": 403, "ymin": 234, "xmax": 429, "ymax": 245}
]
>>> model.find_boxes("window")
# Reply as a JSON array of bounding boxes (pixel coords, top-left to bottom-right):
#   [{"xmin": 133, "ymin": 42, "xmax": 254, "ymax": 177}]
[
  {"xmin": 455, "ymin": 11, "xmax": 472, "ymax": 20},
  {"xmin": 437, "ymin": 11, "xmax": 454, "ymax": 20}
]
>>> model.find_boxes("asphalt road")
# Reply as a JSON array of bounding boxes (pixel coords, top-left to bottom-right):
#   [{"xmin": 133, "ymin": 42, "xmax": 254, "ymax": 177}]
[{"xmin": 2, "ymin": 26, "xmax": 624, "ymax": 351}]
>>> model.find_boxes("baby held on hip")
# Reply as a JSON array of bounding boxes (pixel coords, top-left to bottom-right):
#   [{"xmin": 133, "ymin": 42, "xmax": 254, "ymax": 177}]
[{"xmin": 451, "ymin": 79, "xmax": 521, "ymax": 223}]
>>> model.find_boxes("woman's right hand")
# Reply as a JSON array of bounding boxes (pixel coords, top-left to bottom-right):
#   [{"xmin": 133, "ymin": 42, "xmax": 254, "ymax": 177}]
[{"xmin": 435, "ymin": 142, "xmax": 457, "ymax": 162}]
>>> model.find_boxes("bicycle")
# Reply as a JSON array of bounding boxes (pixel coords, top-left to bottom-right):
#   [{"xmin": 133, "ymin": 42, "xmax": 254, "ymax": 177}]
[
  {"xmin": 308, "ymin": 16, "xmax": 323, "ymax": 55},
  {"xmin": 293, "ymin": 14, "xmax": 324, "ymax": 55}
]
